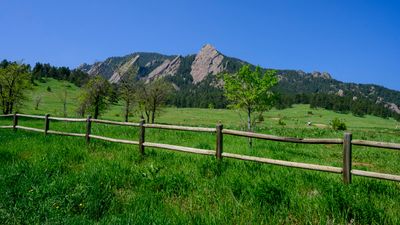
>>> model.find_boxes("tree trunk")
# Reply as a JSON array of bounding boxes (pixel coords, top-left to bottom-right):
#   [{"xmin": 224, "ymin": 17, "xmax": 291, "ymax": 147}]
[
  {"xmin": 63, "ymin": 102, "xmax": 67, "ymax": 117},
  {"xmin": 8, "ymin": 85, "xmax": 14, "ymax": 114},
  {"xmin": 63, "ymin": 91, "xmax": 67, "ymax": 117},
  {"xmin": 124, "ymin": 100, "xmax": 129, "ymax": 122},
  {"xmin": 247, "ymin": 107, "xmax": 252, "ymax": 148},
  {"xmin": 4, "ymin": 100, "xmax": 9, "ymax": 114},
  {"xmin": 94, "ymin": 104, "xmax": 99, "ymax": 119},
  {"xmin": 151, "ymin": 99, "xmax": 157, "ymax": 124},
  {"xmin": 145, "ymin": 111, "xmax": 150, "ymax": 123},
  {"xmin": 94, "ymin": 95, "xmax": 100, "ymax": 119},
  {"xmin": 5, "ymin": 101, "xmax": 9, "ymax": 114}
]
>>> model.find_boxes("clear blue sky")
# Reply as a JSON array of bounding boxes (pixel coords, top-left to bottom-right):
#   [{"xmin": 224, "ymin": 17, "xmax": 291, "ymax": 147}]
[{"xmin": 1, "ymin": 0, "xmax": 399, "ymax": 90}]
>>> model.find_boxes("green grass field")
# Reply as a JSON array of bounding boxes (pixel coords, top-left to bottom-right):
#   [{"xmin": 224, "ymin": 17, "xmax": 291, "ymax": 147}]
[{"xmin": 1, "ymin": 78, "xmax": 400, "ymax": 224}]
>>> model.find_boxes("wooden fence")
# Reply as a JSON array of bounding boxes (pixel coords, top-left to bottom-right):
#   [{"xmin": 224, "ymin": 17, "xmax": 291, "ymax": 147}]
[{"xmin": 1, "ymin": 113, "xmax": 400, "ymax": 184}]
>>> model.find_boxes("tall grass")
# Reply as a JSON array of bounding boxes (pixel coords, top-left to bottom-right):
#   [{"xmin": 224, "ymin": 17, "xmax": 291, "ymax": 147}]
[
  {"xmin": 1, "ymin": 115, "xmax": 400, "ymax": 224},
  {"xmin": 1, "ymin": 78, "xmax": 399, "ymax": 223}
]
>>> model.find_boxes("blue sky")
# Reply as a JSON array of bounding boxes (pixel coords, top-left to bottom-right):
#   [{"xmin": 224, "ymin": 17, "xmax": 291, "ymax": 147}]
[{"xmin": 1, "ymin": 0, "xmax": 399, "ymax": 90}]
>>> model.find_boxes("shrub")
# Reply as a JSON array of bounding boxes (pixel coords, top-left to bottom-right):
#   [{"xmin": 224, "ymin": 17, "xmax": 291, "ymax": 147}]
[
  {"xmin": 257, "ymin": 114, "xmax": 264, "ymax": 122},
  {"xmin": 331, "ymin": 117, "xmax": 347, "ymax": 130},
  {"xmin": 47, "ymin": 86, "xmax": 52, "ymax": 92}
]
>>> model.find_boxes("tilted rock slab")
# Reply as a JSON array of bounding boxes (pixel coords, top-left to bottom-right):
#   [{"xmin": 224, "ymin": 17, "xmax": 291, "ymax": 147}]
[
  {"xmin": 147, "ymin": 56, "xmax": 181, "ymax": 81},
  {"xmin": 109, "ymin": 55, "xmax": 140, "ymax": 83},
  {"xmin": 190, "ymin": 44, "xmax": 224, "ymax": 83}
]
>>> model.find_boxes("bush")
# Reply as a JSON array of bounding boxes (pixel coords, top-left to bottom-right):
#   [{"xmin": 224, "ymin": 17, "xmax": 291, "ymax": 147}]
[
  {"xmin": 278, "ymin": 118, "xmax": 286, "ymax": 126},
  {"xmin": 257, "ymin": 114, "xmax": 264, "ymax": 122},
  {"xmin": 47, "ymin": 86, "xmax": 52, "ymax": 92},
  {"xmin": 331, "ymin": 117, "xmax": 347, "ymax": 130}
]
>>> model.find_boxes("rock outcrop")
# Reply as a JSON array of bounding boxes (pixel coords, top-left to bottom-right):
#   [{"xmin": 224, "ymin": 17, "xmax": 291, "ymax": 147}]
[
  {"xmin": 87, "ymin": 62, "xmax": 103, "ymax": 76},
  {"xmin": 109, "ymin": 55, "xmax": 140, "ymax": 83},
  {"xmin": 190, "ymin": 44, "xmax": 224, "ymax": 83},
  {"xmin": 337, "ymin": 89, "xmax": 344, "ymax": 97},
  {"xmin": 147, "ymin": 56, "xmax": 181, "ymax": 81},
  {"xmin": 386, "ymin": 103, "xmax": 400, "ymax": 114},
  {"xmin": 312, "ymin": 71, "xmax": 332, "ymax": 79}
]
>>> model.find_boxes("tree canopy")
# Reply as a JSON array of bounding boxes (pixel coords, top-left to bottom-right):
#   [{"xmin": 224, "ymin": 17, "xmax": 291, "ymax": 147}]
[
  {"xmin": 77, "ymin": 76, "xmax": 112, "ymax": 119},
  {"xmin": 118, "ymin": 67, "xmax": 139, "ymax": 122},
  {"xmin": 137, "ymin": 79, "xmax": 174, "ymax": 123},
  {"xmin": 0, "ymin": 62, "xmax": 31, "ymax": 114},
  {"xmin": 223, "ymin": 65, "xmax": 278, "ymax": 146}
]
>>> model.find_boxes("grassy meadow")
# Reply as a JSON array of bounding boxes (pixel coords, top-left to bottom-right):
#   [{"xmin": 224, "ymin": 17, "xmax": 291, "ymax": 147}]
[
  {"xmin": 1, "ymin": 78, "xmax": 400, "ymax": 224},
  {"xmin": 19, "ymin": 79, "xmax": 400, "ymax": 130}
]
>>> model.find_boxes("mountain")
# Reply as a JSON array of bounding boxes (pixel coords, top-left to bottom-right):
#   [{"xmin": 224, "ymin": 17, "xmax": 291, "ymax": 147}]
[{"xmin": 78, "ymin": 44, "xmax": 400, "ymax": 114}]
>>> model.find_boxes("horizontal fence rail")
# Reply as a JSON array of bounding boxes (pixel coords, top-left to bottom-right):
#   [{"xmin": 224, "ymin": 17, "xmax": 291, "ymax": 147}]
[
  {"xmin": 351, "ymin": 169, "xmax": 400, "ymax": 182},
  {"xmin": 89, "ymin": 134, "xmax": 139, "ymax": 145},
  {"xmin": 47, "ymin": 130, "xmax": 86, "ymax": 137},
  {"xmin": 16, "ymin": 114, "xmax": 46, "ymax": 119},
  {"xmin": 15, "ymin": 125, "xmax": 44, "ymax": 133},
  {"xmin": 352, "ymin": 139, "xmax": 400, "ymax": 151},
  {"xmin": 223, "ymin": 129, "xmax": 343, "ymax": 144},
  {"xmin": 90, "ymin": 118, "xmax": 140, "ymax": 127},
  {"xmin": 1, "ymin": 113, "xmax": 399, "ymax": 184},
  {"xmin": 143, "ymin": 142, "xmax": 216, "ymax": 156},
  {"xmin": 144, "ymin": 123, "xmax": 216, "ymax": 133},
  {"xmin": 48, "ymin": 117, "xmax": 87, "ymax": 122},
  {"xmin": 222, "ymin": 152, "xmax": 343, "ymax": 173}
]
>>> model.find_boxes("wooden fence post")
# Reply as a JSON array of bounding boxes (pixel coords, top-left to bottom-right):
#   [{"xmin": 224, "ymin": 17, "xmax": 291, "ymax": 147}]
[
  {"xmin": 44, "ymin": 114, "xmax": 50, "ymax": 135},
  {"xmin": 86, "ymin": 115, "xmax": 92, "ymax": 144},
  {"xmin": 343, "ymin": 132, "xmax": 352, "ymax": 184},
  {"xmin": 139, "ymin": 118, "xmax": 145, "ymax": 155},
  {"xmin": 216, "ymin": 123, "xmax": 223, "ymax": 160},
  {"xmin": 13, "ymin": 113, "xmax": 18, "ymax": 131}
]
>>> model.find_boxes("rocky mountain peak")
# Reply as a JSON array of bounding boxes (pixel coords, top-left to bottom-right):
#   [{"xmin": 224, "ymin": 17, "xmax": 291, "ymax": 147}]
[
  {"xmin": 190, "ymin": 44, "xmax": 225, "ymax": 83},
  {"xmin": 201, "ymin": 44, "xmax": 217, "ymax": 52},
  {"xmin": 312, "ymin": 71, "xmax": 332, "ymax": 79}
]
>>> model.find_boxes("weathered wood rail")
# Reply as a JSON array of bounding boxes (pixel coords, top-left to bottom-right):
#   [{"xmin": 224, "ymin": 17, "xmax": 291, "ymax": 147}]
[{"xmin": 1, "ymin": 113, "xmax": 399, "ymax": 183}]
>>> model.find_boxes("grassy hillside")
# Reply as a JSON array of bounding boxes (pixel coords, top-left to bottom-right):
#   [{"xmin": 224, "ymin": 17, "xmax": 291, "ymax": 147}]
[
  {"xmin": 1, "ymin": 78, "xmax": 399, "ymax": 224},
  {"xmin": 23, "ymin": 79, "xmax": 81, "ymax": 116}
]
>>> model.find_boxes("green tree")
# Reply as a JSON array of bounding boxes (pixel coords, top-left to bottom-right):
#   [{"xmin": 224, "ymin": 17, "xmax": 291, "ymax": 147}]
[
  {"xmin": 137, "ymin": 79, "xmax": 173, "ymax": 123},
  {"xmin": 77, "ymin": 76, "xmax": 111, "ymax": 119},
  {"xmin": 0, "ymin": 62, "xmax": 31, "ymax": 114},
  {"xmin": 118, "ymin": 67, "xmax": 139, "ymax": 122},
  {"xmin": 223, "ymin": 65, "xmax": 278, "ymax": 147}
]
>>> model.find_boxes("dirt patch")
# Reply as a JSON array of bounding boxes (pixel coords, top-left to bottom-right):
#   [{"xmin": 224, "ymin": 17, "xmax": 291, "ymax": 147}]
[
  {"xmin": 18, "ymin": 151, "xmax": 33, "ymax": 160},
  {"xmin": 314, "ymin": 123, "xmax": 328, "ymax": 128}
]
